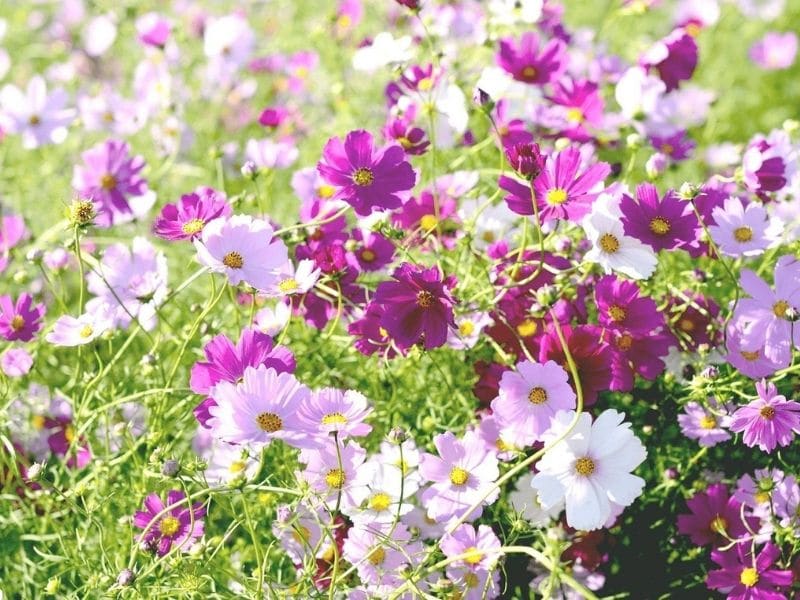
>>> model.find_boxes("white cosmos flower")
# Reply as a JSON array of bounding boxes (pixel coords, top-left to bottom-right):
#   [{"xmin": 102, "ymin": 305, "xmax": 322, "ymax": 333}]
[
  {"xmin": 343, "ymin": 461, "xmax": 418, "ymax": 525},
  {"xmin": 509, "ymin": 471, "xmax": 563, "ymax": 526},
  {"xmin": 531, "ymin": 410, "xmax": 647, "ymax": 531},
  {"xmin": 582, "ymin": 203, "xmax": 657, "ymax": 280},
  {"xmin": 352, "ymin": 32, "xmax": 412, "ymax": 72}
]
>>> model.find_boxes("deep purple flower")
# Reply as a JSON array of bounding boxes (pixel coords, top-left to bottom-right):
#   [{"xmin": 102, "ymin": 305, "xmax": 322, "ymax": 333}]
[
  {"xmin": 547, "ymin": 78, "xmax": 605, "ymax": 141},
  {"xmin": 383, "ymin": 116, "xmax": 430, "ymax": 155},
  {"xmin": 608, "ymin": 329, "xmax": 673, "ymax": 388},
  {"xmin": 0, "ymin": 293, "xmax": 45, "ymax": 342},
  {"xmin": 348, "ymin": 302, "xmax": 402, "ymax": 359},
  {"xmin": 496, "ymin": 31, "xmax": 567, "ymax": 84},
  {"xmin": 346, "ymin": 228, "xmax": 395, "ymax": 272},
  {"xmin": 153, "ymin": 187, "xmax": 231, "ymax": 241},
  {"xmin": 133, "ymin": 490, "xmax": 206, "ymax": 556},
  {"xmin": 641, "ymin": 28, "xmax": 698, "ymax": 91},
  {"xmin": 620, "ymin": 183, "xmax": 698, "ymax": 251},
  {"xmin": 505, "ymin": 142, "xmax": 546, "ymax": 180},
  {"xmin": 729, "ymin": 380, "xmax": 800, "ymax": 453},
  {"xmin": 72, "ymin": 139, "xmax": 149, "ymax": 227},
  {"xmin": 595, "ymin": 275, "xmax": 663, "ymax": 334},
  {"xmin": 317, "ymin": 130, "xmax": 416, "ymax": 216},
  {"xmin": 650, "ymin": 130, "xmax": 695, "ymax": 160},
  {"xmin": 743, "ymin": 131, "xmax": 795, "ymax": 198},
  {"xmin": 677, "ymin": 483, "xmax": 756, "ymax": 546},
  {"xmin": 46, "ymin": 415, "xmax": 92, "ymax": 469},
  {"xmin": 372, "ymin": 263, "xmax": 457, "ymax": 350},
  {"xmin": 706, "ymin": 543, "xmax": 793, "ymax": 599}
]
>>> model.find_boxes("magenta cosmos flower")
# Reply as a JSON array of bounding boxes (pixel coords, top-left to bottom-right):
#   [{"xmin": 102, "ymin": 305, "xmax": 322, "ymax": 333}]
[
  {"xmin": 641, "ymin": 28, "xmax": 698, "ymax": 91},
  {"xmin": 490, "ymin": 359, "xmax": 576, "ymax": 446},
  {"xmin": 419, "ymin": 430, "xmax": 499, "ymax": 522},
  {"xmin": 620, "ymin": 183, "xmax": 698, "ymax": 252},
  {"xmin": 594, "ymin": 275, "xmax": 663, "ymax": 334},
  {"xmin": 72, "ymin": 139, "xmax": 149, "ymax": 227},
  {"xmin": 496, "ymin": 31, "xmax": 567, "ymax": 84},
  {"xmin": 208, "ymin": 365, "xmax": 311, "ymax": 449},
  {"xmin": 501, "ymin": 146, "xmax": 610, "ymax": 223},
  {"xmin": 133, "ymin": 489, "xmax": 206, "ymax": 556},
  {"xmin": 153, "ymin": 187, "xmax": 231, "ymax": 242},
  {"xmin": 372, "ymin": 262, "xmax": 457, "ymax": 350},
  {"xmin": 0, "ymin": 293, "xmax": 45, "ymax": 342},
  {"xmin": 0, "ymin": 213, "xmax": 27, "ymax": 273},
  {"xmin": 729, "ymin": 379, "xmax": 800, "ymax": 453},
  {"xmin": 706, "ymin": 543, "xmax": 793, "ymax": 599},
  {"xmin": 317, "ymin": 129, "xmax": 416, "ymax": 216},
  {"xmin": 195, "ymin": 215, "xmax": 289, "ymax": 290},
  {"xmin": 297, "ymin": 388, "xmax": 373, "ymax": 442},
  {"xmin": 677, "ymin": 483, "xmax": 757, "ymax": 546}
]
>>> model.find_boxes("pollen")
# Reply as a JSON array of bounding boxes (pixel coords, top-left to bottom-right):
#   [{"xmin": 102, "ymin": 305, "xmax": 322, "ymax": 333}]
[
  {"xmin": 28, "ymin": 114, "xmax": 41, "ymax": 125},
  {"xmin": 546, "ymin": 188, "xmax": 568, "ymax": 206},
  {"xmin": 79, "ymin": 325, "xmax": 94, "ymax": 338},
  {"xmin": 739, "ymin": 567, "xmax": 759, "ymax": 588},
  {"xmin": 181, "ymin": 218, "xmax": 205, "ymax": 235},
  {"xmin": 64, "ymin": 425, "xmax": 75, "ymax": 443},
  {"xmin": 463, "ymin": 546, "xmax": 483, "ymax": 565},
  {"xmin": 159, "ymin": 516, "xmax": 180, "ymax": 537},
  {"xmin": 679, "ymin": 318, "xmax": 695, "ymax": 332},
  {"xmin": 608, "ymin": 304, "xmax": 627, "ymax": 322},
  {"xmin": 369, "ymin": 493, "xmax": 392, "ymax": 512},
  {"xmin": 69, "ymin": 200, "xmax": 96, "ymax": 225},
  {"xmin": 616, "ymin": 333, "xmax": 633, "ymax": 351},
  {"xmin": 733, "ymin": 226, "xmax": 753, "ymax": 243},
  {"xmin": 222, "ymin": 251, "xmax": 244, "ymax": 269},
  {"xmin": 317, "ymin": 184, "xmax": 335, "ymax": 198},
  {"xmin": 699, "ymin": 415, "xmax": 717, "ymax": 429},
  {"xmin": 291, "ymin": 525, "xmax": 311, "ymax": 544},
  {"xmin": 760, "ymin": 406, "xmax": 776, "ymax": 420},
  {"xmin": 31, "ymin": 414, "xmax": 46, "ymax": 430},
  {"xmin": 598, "ymin": 233, "xmax": 620, "ymax": 253},
  {"xmin": 321, "ymin": 412, "xmax": 348, "ymax": 426},
  {"xmin": 367, "ymin": 546, "xmax": 386, "ymax": 565},
  {"xmin": 100, "ymin": 173, "xmax": 117, "ymax": 190},
  {"xmin": 449, "ymin": 466, "xmax": 469, "ymax": 486},
  {"xmin": 229, "ymin": 460, "xmax": 247, "ymax": 474},
  {"xmin": 464, "ymin": 572, "xmax": 480, "ymax": 588},
  {"xmin": 10, "ymin": 315, "xmax": 25, "ymax": 331},
  {"xmin": 420, "ymin": 214, "xmax": 438, "ymax": 231},
  {"xmin": 417, "ymin": 77, "xmax": 433, "ymax": 92},
  {"xmin": 516, "ymin": 319, "xmax": 537, "ymax": 337},
  {"xmin": 649, "ymin": 217, "xmax": 671, "ymax": 235},
  {"xmin": 521, "ymin": 65, "xmax": 537, "ymax": 79},
  {"xmin": 772, "ymin": 300, "xmax": 790, "ymax": 319},
  {"xmin": 360, "ymin": 248, "xmax": 376, "ymax": 262},
  {"xmin": 709, "ymin": 515, "xmax": 727, "ymax": 533},
  {"xmin": 416, "ymin": 290, "xmax": 434, "ymax": 308},
  {"xmin": 740, "ymin": 349, "xmax": 760, "ymax": 361},
  {"xmin": 352, "ymin": 167, "xmax": 374, "ymax": 186},
  {"xmin": 325, "ymin": 468, "xmax": 346, "ymax": 489},
  {"xmin": 459, "ymin": 320, "xmax": 475, "ymax": 336},
  {"xmin": 278, "ymin": 278, "xmax": 299, "ymax": 293},
  {"xmin": 255, "ymin": 412, "xmax": 282, "ymax": 432},
  {"xmin": 574, "ymin": 456, "xmax": 595, "ymax": 476},
  {"xmin": 565, "ymin": 107, "xmax": 584, "ymax": 123},
  {"xmin": 528, "ymin": 387, "xmax": 547, "ymax": 405}
]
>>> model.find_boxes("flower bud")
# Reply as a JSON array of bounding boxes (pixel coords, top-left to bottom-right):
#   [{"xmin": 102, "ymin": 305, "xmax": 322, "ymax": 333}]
[
  {"xmin": 388, "ymin": 426, "xmax": 408, "ymax": 444},
  {"xmin": 161, "ymin": 459, "xmax": 180, "ymax": 477},
  {"xmin": 67, "ymin": 199, "xmax": 97, "ymax": 226},
  {"xmin": 241, "ymin": 160, "xmax": 259, "ymax": 180},
  {"xmin": 678, "ymin": 182, "xmax": 700, "ymax": 200},
  {"xmin": 472, "ymin": 86, "xmax": 492, "ymax": 109},
  {"xmin": 116, "ymin": 568, "xmax": 135, "ymax": 587}
]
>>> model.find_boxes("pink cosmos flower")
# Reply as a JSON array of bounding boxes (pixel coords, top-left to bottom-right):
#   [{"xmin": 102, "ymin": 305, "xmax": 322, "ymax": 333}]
[
  {"xmin": 708, "ymin": 197, "xmax": 782, "ymax": 258},
  {"xmin": 706, "ymin": 543, "xmax": 792, "ymax": 599},
  {"xmin": 342, "ymin": 523, "xmax": 422, "ymax": 588},
  {"xmin": 133, "ymin": 490, "xmax": 206, "ymax": 557},
  {"xmin": 496, "ymin": 31, "xmax": 567, "ymax": 84},
  {"xmin": 441, "ymin": 523, "xmax": 501, "ymax": 572},
  {"xmin": 725, "ymin": 321, "xmax": 785, "ymax": 378},
  {"xmin": 46, "ymin": 310, "xmax": 113, "ymax": 347},
  {"xmin": 136, "ymin": 12, "xmax": 171, "ymax": 48},
  {"xmin": 297, "ymin": 388, "xmax": 373, "ymax": 442},
  {"xmin": 245, "ymin": 138, "xmax": 299, "ymax": 170},
  {"xmin": 298, "ymin": 440, "xmax": 369, "ymax": 510},
  {"xmin": 0, "ymin": 293, "xmax": 45, "ymax": 342},
  {"xmin": 195, "ymin": 215, "xmax": 289, "ymax": 290},
  {"xmin": 71, "ymin": 139, "xmax": 150, "ymax": 227},
  {"xmin": 372, "ymin": 263, "xmax": 457, "ymax": 350},
  {"xmin": 208, "ymin": 365, "xmax": 311, "ymax": 448},
  {"xmin": 490, "ymin": 359, "xmax": 576, "ymax": 446},
  {"xmin": 153, "ymin": 187, "xmax": 231, "ymax": 242},
  {"xmin": 750, "ymin": 32, "xmax": 798, "ymax": 70},
  {"xmin": 78, "ymin": 91, "xmax": 144, "ymax": 137},
  {"xmin": 1, "ymin": 348, "xmax": 33, "ymax": 377},
  {"xmin": 620, "ymin": 183, "xmax": 698, "ymax": 252},
  {"xmin": 0, "ymin": 75, "xmax": 74, "ymax": 149},
  {"xmin": 678, "ymin": 401, "xmax": 732, "ymax": 447},
  {"xmin": 317, "ymin": 130, "xmax": 416, "ymax": 216},
  {"xmin": 729, "ymin": 379, "xmax": 800, "ymax": 453},
  {"xmin": 0, "ymin": 214, "xmax": 27, "ymax": 273},
  {"xmin": 419, "ymin": 430, "xmax": 500, "ymax": 522},
  {"xmin": 259, "ymin": 259, "xmax": 320, "ymax": 298}
]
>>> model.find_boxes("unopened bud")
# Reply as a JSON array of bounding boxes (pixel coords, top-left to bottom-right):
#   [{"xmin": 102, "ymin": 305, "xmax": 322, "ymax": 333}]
[
  {"xmin": 161, "ymin": 459, "xmax": 180, "ymax": 477},
  {"xmin": 241, "ymin": 160, "xmax": 259, "ymax": 180},
  {"xmin": 116, "ymin": 568, "xmax": 135, "ymax": 587},
  {"xmin": 678, "ymin": 182, "xmax": 700, "ymax": 200},
  {"xmin": 388, "ymin": 426, "xmax": 408, "ymax": 444}
]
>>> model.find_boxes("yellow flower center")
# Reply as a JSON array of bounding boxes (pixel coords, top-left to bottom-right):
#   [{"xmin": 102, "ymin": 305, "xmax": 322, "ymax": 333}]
[
  {"xmin": 649, "ymin": 217, "xmax": 671, "ymax": 235},
  {"xmin": 416, "ymin": 290, "xmax": 434, "ymax": 308},
  {"xmin": 369, "ymin": 493, "xmax": 392, "ymax": 512},
  {"xmin": 699, "ymin": 415, "xmax": 717, "ymax": 429},
  {"xmin": 325, "ymin": 468, "xmax": 346, "ymax": 489},
  {"xmin": 566, "ymin": 108, "xmax": 584, "ymax": 123},
  {"xmin": 360, "ymin": 248, "xmax": 376, "ymax": 262},
  {"xmin": 367, "ymin": 546, "xmax": 386, "ymax": 565},
  {"xmin": 255, "ymin": 412, "xmax": 282, "ymax": 432},
  {"xmin": 733, "ymin": 226, "xmax": 753, "ymax": 243},
  {"xmin": 574, "ymin": 457, "xmax": 595, "ymax": 476},
  {"xmin": 159, "ymin": 516, "xmax": 180, "ymax": 536},
  {"xmin": 291, "ymin": 525, "xmax": 311, "ymax": 544},
  {"xmin": 222, "ymin": 251, "xmax": 244, "ymax": 269},
  {"xmin": 546, "ymin": 188, "xmax": 568, "ymax": 206},
  {"xmin": 528, "ymin": 387, "xmax": 547, "ymax": 405},
  {"xmin": 685, "ymin": 22, "xmax": 701, "ymax": 37},
  {"xmin": 100, "ymin": 173, "xmax": 117, "ymax": 190},
  {"xmin": 321, "ymin": 412, "xmax": 348, "ymax": 426},
  {"xmin": 616, "ymin": 333, "xmax": 634, "ymax": 351},
  {"xmin": 318, "ymin": 184, "xmax": 335, "ymax": 198},
  {"xmin": 754, "ymin": 491, "xmax": 770, "ymax": 504},
  {"xmin": 516, "ymin": 319, "xmax": 537, "ymax": 337},
  {"xmin": 352, "ymin": 167, "xmax": 374, "ymax": 186},
  {"xmin": 79, "ymin": 325, "xmax": 94, "ymax": 338},
  {"xmin": 679, "ymin": 318, "xmax": 695, "ymax": 332},
  {"xmin": 522, "ymin": 65, "xmax": 537, "ymax": 79},
  {"xmin": 661, "ymin": 143, "xmax": 674, "ymax": 155},
  {"xmin": 773, "ymin": 300, "xmax": 790, "ymax": 319},
  {"xmin": 709, "ymin": 515, "xmax": 727, "ymax": 534},
  {"xmin": 449, "ymin": 467, "xmax": 469, "ymax": 486},
  {"xmin": 740, "ymin": 567, "xmax": 759, "ymax": 588},
  {"xmin": 28, "ymin": 114, "xmax": 41, "ymax": 125},
  {"xmin": 10, "ymin": 315, "xmax": 25, "ymax": 331},
  {"xmin": 599, "ymin": 233, "xmax": 620, "ymax": 254},
  {"xmin": 463, "ymin": 546, "xmax": 483, "ymax": 565},
  {"xmin": 278, "ymin": 278, "xmax": 299, "ymax": 293},
  {"xmin": 182, "ymin": 218, "xmax": 205, "ymax": 235},
  {"xmin": 740, "ymin": 349, "xmax": 760, "ymax": 361},
  {"xmin": 229, "ymin": 460, "xmax": 247, "ymax": 474},
  {"xmin": 420, "ymin": 214, "xmax": 439, "ymax": 231},
  {"xmin": 459, "ymin": 320, "xmax": 475, "ymax": 336},
  {"xmin": 760, "ymin": 406, "xmax": 776, "ymax": 420},
  {"xmin": 608, "ymin": 304, "xmax": 627, "ymax": 322},
  {"xmin": 418, "ymin": 77, "xmax": 433, "ymax": 92},
  {"xmin": 464, "ymin": 572, "xmax": 480, "ymax": 589},
  {"xmin": 64, "ymin": 425, "xmax": 76, "ymax": 443},
  {"xmin": 31, "ymin": 415, "xmax": 46, "ymax": 430}
]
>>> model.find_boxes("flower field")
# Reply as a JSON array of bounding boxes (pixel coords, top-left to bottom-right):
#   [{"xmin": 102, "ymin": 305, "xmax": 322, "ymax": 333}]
[{"xmin": 1, "ymin": 0, "xmax": 800, "ymax": 598}]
